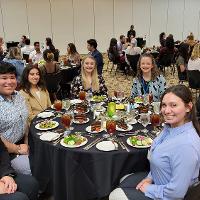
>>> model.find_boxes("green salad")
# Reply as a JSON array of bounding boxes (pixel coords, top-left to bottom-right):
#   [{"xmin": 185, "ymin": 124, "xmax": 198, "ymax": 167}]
[
  {"xmin": 63, "ymin": 134, "xmax": 86, "ymax": 146},
  {"xmin": 92, "ymin": 95, "xmax": 106, "ymax": 102},
  {"xmin": 39, "ymin": 121, "xmax": 56, "ymax": 129},
  {"xmin": 129, "ymin": 135, "xmax": 152, "ymax": 146}
]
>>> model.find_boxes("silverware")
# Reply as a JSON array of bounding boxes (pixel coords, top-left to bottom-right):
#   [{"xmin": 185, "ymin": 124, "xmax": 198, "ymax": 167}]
[
  {"xmin": 83, "ymin": 137, "xmax": 104, "ymax": 150},
  {"xmin": 53, "ymin": 133, "xmax": 64, "ymax": 145}
]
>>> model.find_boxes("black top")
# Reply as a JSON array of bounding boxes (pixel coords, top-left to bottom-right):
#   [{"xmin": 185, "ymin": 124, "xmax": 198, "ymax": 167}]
[{"xmin": 127, "ymin": 29, "xmax": 136, "ymax": 38}]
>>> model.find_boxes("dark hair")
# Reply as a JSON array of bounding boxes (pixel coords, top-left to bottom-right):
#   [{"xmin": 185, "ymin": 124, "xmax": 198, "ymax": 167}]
[
  {"xmin": 159, "ymin": 32, "xmax": 165, "ymax": 41},
  {"xmin": 46, "ymin": 37, "xmax": 55, "ymax": 52},
  {"xmin": 25, "ymin": 38, "xmax": 30, "ymax": 45},
  {"xmin": 178, "ymin": 42, "xmax": 190, "ymax": 62},
  {"xmin": 160, "ymin": 85, "xmax": 200, "ymax": 136},
  {"xmin": 34, "ymin": 42, "xmax": 40, "ymax": 46},
  {"xmin": 136, "ymin": 53, "xmax": 160, "ymax": 80},
  {"xmin": 87, "ymin": 39, "xmax": 97, "ymax": 49},
  {"xmin": 67, "ymin": 43, "xmax": 78, "ymax": 54},
  {"xmin": 20, "ymin": 64, "xmax": 46, "ymax": 97},
  {"xmin": 109, "ymin": 38, "xmax": 117, "ymax": 52},
  {"xmin": 120, "ymin": 35, "xmax": 125, "ymax": 40},
  {"xmin": 43, "ymin": 49, "xmax": 54, "ymax": 62},
  {"xmin": 130, "ymin": 25, "xmax": 134, "ymax": 29},
  {"xmin": 165, "ymin": 36, "xmax": 175, "ymax": 50},
  {"xmin": 0, "ymin": 61, "xmax": 17, "ymax": 76},
  {"xmin": 22, "ymin": 35, "xmax": 27, "ymax": 40}
]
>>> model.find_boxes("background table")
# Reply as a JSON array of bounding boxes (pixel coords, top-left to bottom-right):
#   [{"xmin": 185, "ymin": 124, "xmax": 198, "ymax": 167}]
[{"xmin": 29, "ymin": 109, "xmax": 150, "ymax": 200}]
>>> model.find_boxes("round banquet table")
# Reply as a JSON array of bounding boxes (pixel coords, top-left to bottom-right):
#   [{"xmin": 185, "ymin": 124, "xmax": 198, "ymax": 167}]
[{"xmin": 29, "ymin": 108, "xmax": 150, "ymax": 200}]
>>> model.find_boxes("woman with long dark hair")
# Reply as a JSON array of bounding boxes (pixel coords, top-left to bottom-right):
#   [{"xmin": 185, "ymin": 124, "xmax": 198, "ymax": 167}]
[
  {"xmin": 66, "ymin": 43, "xmax": 81, "ymax": 66},
  {"xmin": 110, "ymin": 85, "xmax": 200, "ymax": 200},
  {"xmin": 108, "ymin": 38, "xmax": 120, "ymax": 64},
  {"xmin": 20, "ymin": 64, "xmax": 51, "ymax": 122}
]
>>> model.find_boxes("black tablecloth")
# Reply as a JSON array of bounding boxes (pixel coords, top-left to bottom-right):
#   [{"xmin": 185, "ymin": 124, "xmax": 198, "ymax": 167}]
[{"xmin": 29, "ymin": 109, "xmax": 149, "ymax": 200}]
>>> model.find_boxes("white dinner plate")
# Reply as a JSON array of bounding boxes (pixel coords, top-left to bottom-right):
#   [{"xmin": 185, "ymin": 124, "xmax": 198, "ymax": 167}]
[
  {"xmin": 85, "ymin": 125, "xmax": 104, "ymax": 133},
  {"xmin": 127, "ymin": 136, "xmax": 153, "ymax": 148},
  {"xmin": 37, "ymin": 111, "xmax": 54, "ymax": 118},
  {"xmin": 35, "ymin": 121, "xmax": 59, "ymax": 131},
  {"xmin": 39, "ymin": 132, "xmax": 60, "ymax": 141},
  {"xmin": 138, "ymin": 111, "xmax": 152, "ymax": 115},
  {"xmin": 128, "ymin": 119, "xmax": 137, "ymax": 125},
  {"xmin": 70, "ymin": 99, "xmax": 82, "ymax": 104},
  {"xmin": 74, "ymin": 109, "xmax": 89, "ymax": 114},
  {"xmin": 73, "ymin": 118, "xmax": 89, "ymax": 124},
  {"xmin": 116, "ymin": 124, "xmax": 133, "ymax": 132},
  {"xmin": 60, "ymin": 137, "xmax": 88, "ymax": 148},
  {"xmin": 96, "ymin": 141, "xmax": 118, "ymax": 151},
  {"xmin": 137, "ymin": 119, "xmax": 151, "ymax": 125}
]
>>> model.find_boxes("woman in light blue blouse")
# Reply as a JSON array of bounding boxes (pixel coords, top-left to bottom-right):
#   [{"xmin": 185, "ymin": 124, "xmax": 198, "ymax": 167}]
[
  {"xmin": 110, "ymin": 85, "xmax": 200, "ymax": 200},
  {"xmin": 131, "ymin": 53, "xmax": 166, "ymax": 102}
]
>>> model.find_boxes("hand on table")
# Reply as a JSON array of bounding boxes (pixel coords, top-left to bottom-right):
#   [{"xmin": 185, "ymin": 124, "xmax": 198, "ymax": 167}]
[{"xmin": 0, "ymin": 176, "xmax": 17, "ymax": 194}]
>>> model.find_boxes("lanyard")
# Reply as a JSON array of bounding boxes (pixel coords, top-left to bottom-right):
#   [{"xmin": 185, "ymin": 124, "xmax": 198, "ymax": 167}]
[{"xmin": 141, "ymin": 78, "xmax": 150, "ymax": 94}]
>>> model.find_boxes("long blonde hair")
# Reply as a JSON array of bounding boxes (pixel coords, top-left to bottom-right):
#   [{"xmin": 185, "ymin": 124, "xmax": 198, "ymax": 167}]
[
  {"xmin": 190, "ymin": 43, "xmax": 200, "ymax": 60},
  {"xmin": 81, "ymin": 55, "xmax": 99, "ymax": 92},
  {"xmin": 8, "ymin": 47, "xmax": 22, "ymax": 60}
]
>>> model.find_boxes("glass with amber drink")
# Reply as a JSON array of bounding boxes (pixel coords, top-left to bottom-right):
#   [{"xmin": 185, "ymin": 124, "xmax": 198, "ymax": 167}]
[
  {"xmin": 106, "ymin": 120, "xmax": 116, "ymax": 136},
  {"xmin": 54, "ymin": 100, "xmax": 62, "ymax": 112},
  {"xmin": 79, "ymin": 91, "xmax": 86, "ymax": 100},
  {"xmin": 150, "ymin": 113, "xmax": 160, "ymax": 132},
  {"xmin": 148, "ymin": 93, "xmax": 153, "ymax": 104},
  {"xmin": 61, "ymin": 112, "xmax": 73, "ymax": 135}
]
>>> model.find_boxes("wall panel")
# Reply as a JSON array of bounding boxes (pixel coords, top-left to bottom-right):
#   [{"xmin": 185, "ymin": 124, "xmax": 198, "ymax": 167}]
[
  {"xmin": 94, "ymin": 0, "xmax": 114, "ymax": 53},
  {"xmin": 167, "ymin": 0, "xmax": 184, "ymax": 41},
  {"xmin": 150, "ymin": 0, "xmax": 168, "ymax": 46},
  {"xmin": 73, "ymin": 0, "xmax": 94, "ymax": 54},
  {"xmin": 0, "ymin": 1, "xmax": 4, "ymax": 38},
  {"xmin": 1, "ymin": 0, "xmax": 28, "ymax": 42},
  {"xmin": 26, "ymin": 0, "xmax": 52, "ymax": 45},
  {"xmin": 183, "ymin": 0, "xmax": 200, "ymax": 40},
  {"xmin": 132, "ymin": 0, "xmax": 151, "ymax": 46},
  {"xmin": 51, "ymin": 0, "xmax": 74, "ymax": 55},
  {"xmin": 114, "ymin": 0, "xmax": 132, "ymax": 39}
]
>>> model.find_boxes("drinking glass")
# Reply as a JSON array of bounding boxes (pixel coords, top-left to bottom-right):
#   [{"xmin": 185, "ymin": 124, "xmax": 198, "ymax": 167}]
[
  {"xmin": 149, "ymin": 93, "xmax": 153, "ymax": 104},
  {"xmin": 150, "ymin": 113, "xmax": 160, "ymax": 133},
  {"xmin": 117, "ymin": 91, "xmax": 124, "ymax": 103},
  {"xmin": 140, "ymin": 113, "xmax": 150, "ymax": 133},
  {"xmin": 61, "ymin": 112, "xmax": 73, "ymax": 135},
  {"xmin": 86, "ymin": 91, "xmax": 93, "ymax": 104},
  {"xmin": 107, "ymin": 102, "xmax": 116, "ymax": 118},
  {"xmin": 152, "ymin": 102, "xmax": 160, "ymax": 114},
  {"xmin": 106, "ymin": 120, "xmax": 116, "ymax": 136},
  {"xmin": 143, "ymin": 94, "xmax": 149, "ymax": 106},
  {"xmin": 54, "ymin": 100, "xmax": 62, "ymax": 112},
  {"xmin": 79, "ymin": 91, "xmax": 86, "ymax": 100}
]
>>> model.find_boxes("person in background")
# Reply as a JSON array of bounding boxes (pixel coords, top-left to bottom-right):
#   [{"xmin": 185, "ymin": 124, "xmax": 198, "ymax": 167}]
[
  {"xmin": 21, "ymin": 39, "xmax": 34, "ymax": 56},
  {"xmin": 87, "ymin": 39, "xmax": 104, "ymax": 75},
  {"xmin": 176, "ymin": 42, "xmax": 190, "ymax": 82},
  {"xmin": 20, "ymin": 65, "xmax": 51, "ymax": 123},
  {"xmin": 131, "ymin": 53, "xmax": 166, "ymax": 102},
  {"xmin": 159, "ymin": 32, "xmax": 166, "ymax": 48},
  {"xmin": 45, "ymin": 37, "xmax": 55, "ymax": 53},
  {"xmin": 127, "ymin": 25, "xmax": 136, "ymax": 42},
  {"xmin": 71, "ymin": 55, "xmax": 107, "ymax": 98},
  {"xmin": 3, "ymin": 47, "xmax": 25, "ymax": 83},
  {"xmin": 0, "ymin": 138, "xmax": 38, "ymax": 200},
  {"xmin": 18, "ymin": 35, "xmax": 27, "ymax": 48},
  {"xmin": 188, "ymin": 43, "xmax": 200, "ymax": 71},
  {"xmin": 65, "ymin": 43, "xmax": 81, "ymax": 66},
  {"xmin": 29, "ymin": 42, "xmax": 43, "ymax": 64},
  {"xmin": 0, "ymin": 62, "xmax": 31, "ymax": 175},
  {"xmin": 0, "ymin": 37, "xmax": 7, "ymax": 61},
  {"xmin": 108, "ymin": 38, "xmax": 120, "ymax": 65},
  {"xmin": 110, "ymin": 85, "xmax": 200, "ymax": 200}
]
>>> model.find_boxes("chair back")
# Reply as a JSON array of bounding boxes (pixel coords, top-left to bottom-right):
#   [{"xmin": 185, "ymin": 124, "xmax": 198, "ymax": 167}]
[
  {"xmin": 187, "ymin": 70, "xmax": 200, "ymax": 89},
  {"xmin": 23, "ymin": 54, "xmax": 29, "ymax": 63},
  {"xmin": 126, "ymin": 54, "xmax": 140, "ymax": 73},
  {"xmin": 184, "ymin": 181, "xmax": 200, "ymax": 200},
  {"xmin": 54, "ymin": 49, "xmax": 60, "ymax": 62},
  {"xmin": 44, "ymin": 71, "xmax": 62, "ymax": 93},
  {"xmin": 160, "ymin": 53, "xmax": 174, "ymax": 66}
]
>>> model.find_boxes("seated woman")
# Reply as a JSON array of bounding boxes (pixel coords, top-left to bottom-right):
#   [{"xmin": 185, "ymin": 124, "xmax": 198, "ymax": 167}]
[
  {"xmin": 0, "ymin": 138, "xmax": 38, "ymax": 200},
  {"xmin": 3, "ymin": 47, "xmax": 25, "ymax": 83},
  {"xmin": 187, "ymin": 43, "xmax": 200, "ymax": 71},
  {"xmin": 176, "ymin": 42, "xmax": 189, "ymax": 82},
  {"xmin": 71, "ymin": 55, "xmax": 108, "ymax": 98},
  {"xmin": 131, "ymin": 53, "xmax": 166, "ymax": 102},
  {"xmin": 65, "ymin": 43, "xmax": 81, "ymax": 66},
  {"xmin": 108, "ymin": 38, "xmax": 120, "ymax": 64},
  {"xmin": 110, "ymin": 85, "xmax": 200, "ymax": 200},
  {"xmin": 20, "ymin": 64, "xmax": 51, "ymax": 123}
]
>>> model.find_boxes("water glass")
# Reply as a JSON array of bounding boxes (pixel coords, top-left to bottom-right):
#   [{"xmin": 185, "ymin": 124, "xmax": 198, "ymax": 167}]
[
  {"xmin": 140, "ymin": 113, "xmax": 150, "ymax": 133},
  {"xmin": 62, "ymin": 99, "xmax": 71, "ymax": 110}
]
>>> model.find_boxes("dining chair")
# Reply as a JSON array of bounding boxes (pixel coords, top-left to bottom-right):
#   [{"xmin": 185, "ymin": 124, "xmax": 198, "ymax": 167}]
[
  {"xmin": 159, "ymin": 52, "xmax": 175, "ymax": 75},
  {"xmin": 126, "ymin": 54, "xmax": 140, "ymax": 76},
  {"xmin": 187, "ymin": 70, "xmax": 200, "ymax": 99}
]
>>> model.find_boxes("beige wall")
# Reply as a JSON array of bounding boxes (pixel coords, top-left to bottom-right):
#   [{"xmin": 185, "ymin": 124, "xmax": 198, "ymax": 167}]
[{"xmin": 0, "ymin": 0, "xmax": 200, "ymax": 54}]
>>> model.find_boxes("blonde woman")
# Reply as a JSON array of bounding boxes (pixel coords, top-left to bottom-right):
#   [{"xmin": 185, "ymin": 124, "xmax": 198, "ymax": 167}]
[
  {"xmin": 71, "ymin": 55, "xmax": 108, "ymax": 98},
  {"xmin": 3, "ymin": 47, "xmax": 25, "ymax": 82},
  {"xmin": 188, "ymin": 43, "xmax": 200, "ymax": 71}
]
